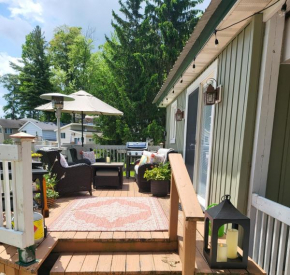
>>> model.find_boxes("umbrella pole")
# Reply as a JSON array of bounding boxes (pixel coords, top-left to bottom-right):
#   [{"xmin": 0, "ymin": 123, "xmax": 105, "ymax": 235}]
[
  {"xmin": 81, "ymin": 111, "xmax": 84, "ymax": 147},
  {"xmin": 56, "ymin": 108, "xmax": 61, "ymax": 149}
]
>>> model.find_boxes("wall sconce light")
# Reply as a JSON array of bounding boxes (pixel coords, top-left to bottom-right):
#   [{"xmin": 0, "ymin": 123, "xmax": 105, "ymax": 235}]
[
  {"xmin": 204, "ymin": 78, "xmax": 222, "ymax": 105},
  {"xmin": 175, "ymin": 109, "xmax": 184, "ymax": 121}
]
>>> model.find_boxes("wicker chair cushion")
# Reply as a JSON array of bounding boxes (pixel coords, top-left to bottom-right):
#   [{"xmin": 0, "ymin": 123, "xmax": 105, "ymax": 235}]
[
  {"xmin": 60, "ymin": 153, "xmax": 68, "ymax": 167},
  {"xmin": 83, "ymin": 151, "xmax": 96, "ymax": 164},
  {"xmin": 150, "ymin": 153, "xmax": 165, "ymax": 164},
  {"xmin": 139, "ymin": 155, "xmax": 147, "ymax": 165}
]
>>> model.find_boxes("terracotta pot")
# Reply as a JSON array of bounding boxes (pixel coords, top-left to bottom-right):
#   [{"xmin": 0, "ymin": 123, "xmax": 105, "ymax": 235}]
[{"xmin": 150, "ymin": 180, "xmax": 170, "ymax": 197}]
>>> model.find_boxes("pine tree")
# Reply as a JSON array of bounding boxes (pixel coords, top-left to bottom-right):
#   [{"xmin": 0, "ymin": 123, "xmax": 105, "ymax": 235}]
[
  {"xmin": 94, "ymin": 0, "xmax": 201, "ymax": 144},
  {"xmin": 10, "ymin": 26, "xmax": 53, "ymax": 119}
]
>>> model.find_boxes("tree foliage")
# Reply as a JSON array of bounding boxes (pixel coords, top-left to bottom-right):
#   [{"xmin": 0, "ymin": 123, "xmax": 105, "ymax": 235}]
[
  {"xmin": 94, "ymin": 0, "xmax": 201, "ymax": 144},
  {"xmin": 49, "ymin": 26, "xmax": 94, "ymax": 94},
  {"xmin": 0, "ymin": 74, "xmax": 22, "ymax": 119},
  {"xmin": 9, "ymin": 26, "xmax": 53, "ymax": 119}
]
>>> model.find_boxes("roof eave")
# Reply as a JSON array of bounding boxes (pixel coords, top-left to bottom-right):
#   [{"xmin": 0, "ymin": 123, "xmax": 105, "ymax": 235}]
[{"xmin": 153, "ymin": 0, "xmax": 238, "ymax": 105}]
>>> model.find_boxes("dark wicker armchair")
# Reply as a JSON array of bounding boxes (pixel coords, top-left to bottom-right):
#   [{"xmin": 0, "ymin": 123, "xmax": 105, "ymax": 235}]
[
  {"xmin": 38, "ymin": 150, "xmax": 92, "ymax": 196},
  {"xmin": 69, "ymin": 148, "xmax": 91, "ymax": 165}
]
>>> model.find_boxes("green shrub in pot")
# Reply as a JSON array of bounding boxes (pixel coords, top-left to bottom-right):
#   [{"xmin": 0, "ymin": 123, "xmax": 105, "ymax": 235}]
[{"xmin": 144, "ymin": 163, "xmax": 171, "ymax": 196}]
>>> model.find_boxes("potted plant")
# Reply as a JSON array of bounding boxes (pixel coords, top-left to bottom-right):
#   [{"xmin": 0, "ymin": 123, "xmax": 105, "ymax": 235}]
[
  {"xmin": 144, "ymin": 162, "xmax": 171, "ymax": 197},
  {"xmin": 35, "ymin": 171, "xmax": 59, "ymax": 208},
  {"xmin": 31, "ymin": 151, "xmax": 42, "ymax": 162}
]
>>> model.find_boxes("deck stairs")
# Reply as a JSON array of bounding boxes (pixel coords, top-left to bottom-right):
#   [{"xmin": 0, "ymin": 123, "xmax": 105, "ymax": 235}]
[{"xmin": 49, "ymin": 236, "xmax": 181, "ymax": 274}]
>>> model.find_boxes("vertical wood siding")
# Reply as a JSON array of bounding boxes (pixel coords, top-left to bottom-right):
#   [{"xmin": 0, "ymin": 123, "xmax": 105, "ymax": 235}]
[
  {"xmin": 266, "ymin": 64, "xmax": 290, "ymax": 208},
  {"xmin": 165, "ymin": 91, "xmax": 186, "ymax": 153},
  {"xmin": 208, "ymin": 15, "xmax": 264, "ymax": 213}
]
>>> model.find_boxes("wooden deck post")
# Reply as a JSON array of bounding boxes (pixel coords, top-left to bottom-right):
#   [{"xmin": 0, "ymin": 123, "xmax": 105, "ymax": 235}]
[
  {"xmin": 42, "ymin": 177, "xmax": 49, "ymax": 218},
  {"xmin": 182, "ymin": 218, "xmax": 196, "ymax": 275},
  {"xmin": 169, "ymin": 174, "xmax": 179, "ymax": 241}
]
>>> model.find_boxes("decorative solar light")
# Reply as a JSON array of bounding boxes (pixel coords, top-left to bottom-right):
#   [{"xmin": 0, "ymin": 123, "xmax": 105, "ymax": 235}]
[
  {"xmin": 203, "ymin": 195, "xmax": 250, "ymax": 269},
  {"xmin": 204, "ymin": 78, "xmax": 222, "ymax": 105},
  {"xmin": 40, "ymin": 93, "xmax": 74, "ymax": 149},
  {"xmin": 175, "ymin": 109, "xmax": 184, "ymax": 121}
]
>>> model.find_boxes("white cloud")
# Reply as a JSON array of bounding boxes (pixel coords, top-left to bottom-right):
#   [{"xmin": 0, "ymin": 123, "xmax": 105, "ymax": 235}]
[
  {"xmin": 0, "ymin": 0, "xmax": 43, "ymax": 23},
  {"xmin": 0, "ymin": 15, "xmax": 33, "ymax": 45},
  {"xmin": 0, "ymin": 52, "xmax": 21, "ymax": 76}
]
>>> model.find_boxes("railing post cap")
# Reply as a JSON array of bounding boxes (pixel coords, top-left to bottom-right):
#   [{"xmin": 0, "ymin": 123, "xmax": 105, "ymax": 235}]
[{"xmin": 10, "ymin": 132, "xmax": 35, "ymax": 142}]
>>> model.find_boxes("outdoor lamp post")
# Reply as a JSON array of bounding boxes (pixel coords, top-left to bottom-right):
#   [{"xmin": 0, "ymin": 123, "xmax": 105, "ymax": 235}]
[
  {"xmin": 40, "ymin": 93, "xmax": 74, "ymax": 149},
  {"xmin": 203, "ymin": 195, "xmax": 250, "ymax": 269}
]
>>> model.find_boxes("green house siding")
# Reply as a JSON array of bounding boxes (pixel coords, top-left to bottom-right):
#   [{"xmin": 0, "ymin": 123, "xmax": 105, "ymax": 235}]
[
  {"xmin": 266, "ymin": 64, "xmax": 290, "ymax": 208},
  {"xmin": 165, "ymin": 91, "xmax": 186, "ymax": 153},
  {"xmin": 208, "ymin": 15, "xmax": 263, "ymax": 214}
]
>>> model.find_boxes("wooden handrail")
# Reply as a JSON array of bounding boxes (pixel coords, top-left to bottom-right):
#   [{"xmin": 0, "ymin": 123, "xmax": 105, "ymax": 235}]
[
  {"xmin": 168, "ymin": 153, "xmax": 204, "ymax": 275},
  {"xmin": 169, "ymin": 154, "xmax": 204, "ymax": 221}
]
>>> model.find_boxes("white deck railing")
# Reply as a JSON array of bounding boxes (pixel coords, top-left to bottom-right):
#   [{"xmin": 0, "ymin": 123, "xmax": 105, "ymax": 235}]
[
  {"xmin": 0, "ymin": 135, "xmax": 34, "ymax": 249},
  {"xmin": 251, "ymin": 193, "xmax": 290, "ymax": 275},
  {"xmin": 65, "ymin": 144, "xmax": 161, "ymax": 163}
]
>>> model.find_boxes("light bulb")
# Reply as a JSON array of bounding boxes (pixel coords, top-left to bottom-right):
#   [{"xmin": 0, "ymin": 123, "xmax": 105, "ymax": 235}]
[{"xmin": 279, "ymin": 3, "xmax": 287, "ymax": 17}]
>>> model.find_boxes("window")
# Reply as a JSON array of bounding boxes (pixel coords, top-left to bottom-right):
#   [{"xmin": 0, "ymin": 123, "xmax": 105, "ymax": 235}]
[
  {"xmin": 61, "ymin": 133, "xmax": 66, "ymax": 139},
  {"xmin": 0, "ymin": 128, "xmax": 2, "ymax": 133},
  {"xmin": 170, "ymin": 100, "xmax": 177, "ymax": 143},
  {"xmin": 5, "ymin": 128, "xmax": 12, "ymax": 134}
]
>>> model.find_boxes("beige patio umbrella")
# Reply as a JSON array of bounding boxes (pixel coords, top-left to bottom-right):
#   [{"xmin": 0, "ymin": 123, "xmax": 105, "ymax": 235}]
[{"xmin": 35, "ymin": 90, "xmax": 123, "ymax": 146}]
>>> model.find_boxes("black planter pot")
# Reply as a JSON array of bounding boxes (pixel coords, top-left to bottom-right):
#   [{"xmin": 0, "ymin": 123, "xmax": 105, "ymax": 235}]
[{"xmin": 150, "ymin": 180, "xmax": 170, "ymax": 197}]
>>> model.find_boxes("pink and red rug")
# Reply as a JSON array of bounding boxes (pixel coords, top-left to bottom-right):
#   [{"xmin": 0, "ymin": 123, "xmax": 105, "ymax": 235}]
[{"xmin": 48, "ymin": 197, "xmax": 168, "ymax": 232}]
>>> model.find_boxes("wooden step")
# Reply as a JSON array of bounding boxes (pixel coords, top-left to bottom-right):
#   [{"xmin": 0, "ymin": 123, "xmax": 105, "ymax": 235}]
[
  {"xmin": 50, "ymin": 252, "xmax": 182, "ymax": 274},
  {"xmin": 54, "ymin": 236, "xmax": 178, "ymax": 253}
]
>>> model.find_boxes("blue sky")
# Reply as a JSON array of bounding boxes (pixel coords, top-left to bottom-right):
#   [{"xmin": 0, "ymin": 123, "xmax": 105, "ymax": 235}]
[{"xmin": 0, "ymin": 0, "xmax": 210, "ymax": 118}]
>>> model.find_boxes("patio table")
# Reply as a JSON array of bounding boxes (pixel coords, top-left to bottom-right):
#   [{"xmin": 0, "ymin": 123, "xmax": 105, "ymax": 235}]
[{"xmin": 91, "ymin": 162, "xmax": 124, "ymax": 189}]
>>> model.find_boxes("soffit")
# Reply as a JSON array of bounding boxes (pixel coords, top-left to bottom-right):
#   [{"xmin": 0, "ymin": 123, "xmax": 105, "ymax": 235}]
[{"xmin": 155, "ymin": 0, "xmax": 280, "ymax": 107}]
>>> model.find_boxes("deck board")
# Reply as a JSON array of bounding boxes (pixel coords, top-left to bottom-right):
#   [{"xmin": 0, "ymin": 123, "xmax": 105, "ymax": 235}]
[{"xmin": 80, "ymin": 253, "xmax": 99, "ymax": 272}]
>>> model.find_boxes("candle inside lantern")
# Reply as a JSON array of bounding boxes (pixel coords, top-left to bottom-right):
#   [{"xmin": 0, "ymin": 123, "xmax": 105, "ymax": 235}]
[
  {"xmin": 226, "ymin": 229, "xmax": 238, "ymax": 259},
  {"xmin": 106, "ymin": 157, "xmax": 110, "ymax": 163},
  {"xmin": 217, "ymin": 243, "xmax": 227, "ymax": 262}
]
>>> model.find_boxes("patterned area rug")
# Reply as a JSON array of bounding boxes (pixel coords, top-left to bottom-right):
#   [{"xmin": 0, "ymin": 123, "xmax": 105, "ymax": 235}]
[{"xmin": 48, "ymin": 197, "xmax": 168, "ymax": 231}]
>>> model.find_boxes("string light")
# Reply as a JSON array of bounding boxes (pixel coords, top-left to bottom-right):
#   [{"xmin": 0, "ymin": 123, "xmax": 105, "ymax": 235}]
[
  {"xmin": 180, "ymin": 74, "xmax": 183, "ymax": 83},
  {"xmin": 214, "ymin": 30, "xmax": 219, "ymax": 47},
  {"xmin": 279, "ymin": 1, "xmax": 287, "ymax": 17},
  {"xmin": 172, "ymin": 86, "xmax": 175, "ymax": 94},
  {"xmin": 193, "ymin": 57, "xmax": 196, "ymax": 69}
]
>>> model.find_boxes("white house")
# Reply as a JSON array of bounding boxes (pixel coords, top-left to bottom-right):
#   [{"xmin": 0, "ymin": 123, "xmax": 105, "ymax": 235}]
[
  {"xmin": 19, "ymin": 119, "xmax": 57, "ymax": 141},
  {"xmin": 55, "ymin": 123, "xmax": 101, "ymax": 145}
]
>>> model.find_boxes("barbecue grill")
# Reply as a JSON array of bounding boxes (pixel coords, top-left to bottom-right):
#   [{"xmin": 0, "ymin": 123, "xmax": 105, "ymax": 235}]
[{"xmin": 126, "ymin": 142, "xmax": 148, "ymax": 178}]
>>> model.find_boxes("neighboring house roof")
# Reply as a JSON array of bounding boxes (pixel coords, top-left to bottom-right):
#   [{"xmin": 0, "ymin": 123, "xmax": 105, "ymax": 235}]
[
  {"xmin": 0, "ymin": 119, "xmax": 26, "ymax": 129},
  {"xmin": 19, "ymin": 120, "xmax": 57, "ymax": 132},
  {"xmin": 55, "ymin": 123, "xmax": 95, "ymax": 132},
  {"xmin": 153, "ymin": 0, "xmax": 277, "ymax": 106}
]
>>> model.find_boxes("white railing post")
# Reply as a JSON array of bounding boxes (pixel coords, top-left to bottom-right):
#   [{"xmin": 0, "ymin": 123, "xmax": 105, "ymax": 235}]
[
  {"xmin": 13, "ymin": 133, "xmax": 35, "ymax": 248},
  {"xmin": 0, "ymin": 133, "xmax": 35, "ymax": 249}
]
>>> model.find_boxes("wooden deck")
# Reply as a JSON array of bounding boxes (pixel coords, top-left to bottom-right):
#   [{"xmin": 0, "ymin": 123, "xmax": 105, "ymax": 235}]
[{"xmin": 0, "ymin": 178, "xmax": 265, "ymax": 274}]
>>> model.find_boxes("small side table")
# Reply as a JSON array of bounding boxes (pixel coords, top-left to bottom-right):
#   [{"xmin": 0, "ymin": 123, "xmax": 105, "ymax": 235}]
[{"xmin": 91, "ymin": 162, "xmax": 124, "ymax": 189}]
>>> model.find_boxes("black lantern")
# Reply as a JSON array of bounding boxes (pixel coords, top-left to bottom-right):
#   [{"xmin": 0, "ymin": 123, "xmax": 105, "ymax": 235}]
[
  {"xmin": 175, "ymin": 109, "xmax": 184, "ymax": 121},
  {"xmin": 203, "ymin": 195, "xmax": 250, "ymax": 269},
  {"xmin": 204, "ymin": 79, "xmax": 222, "ymax": 105}
]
